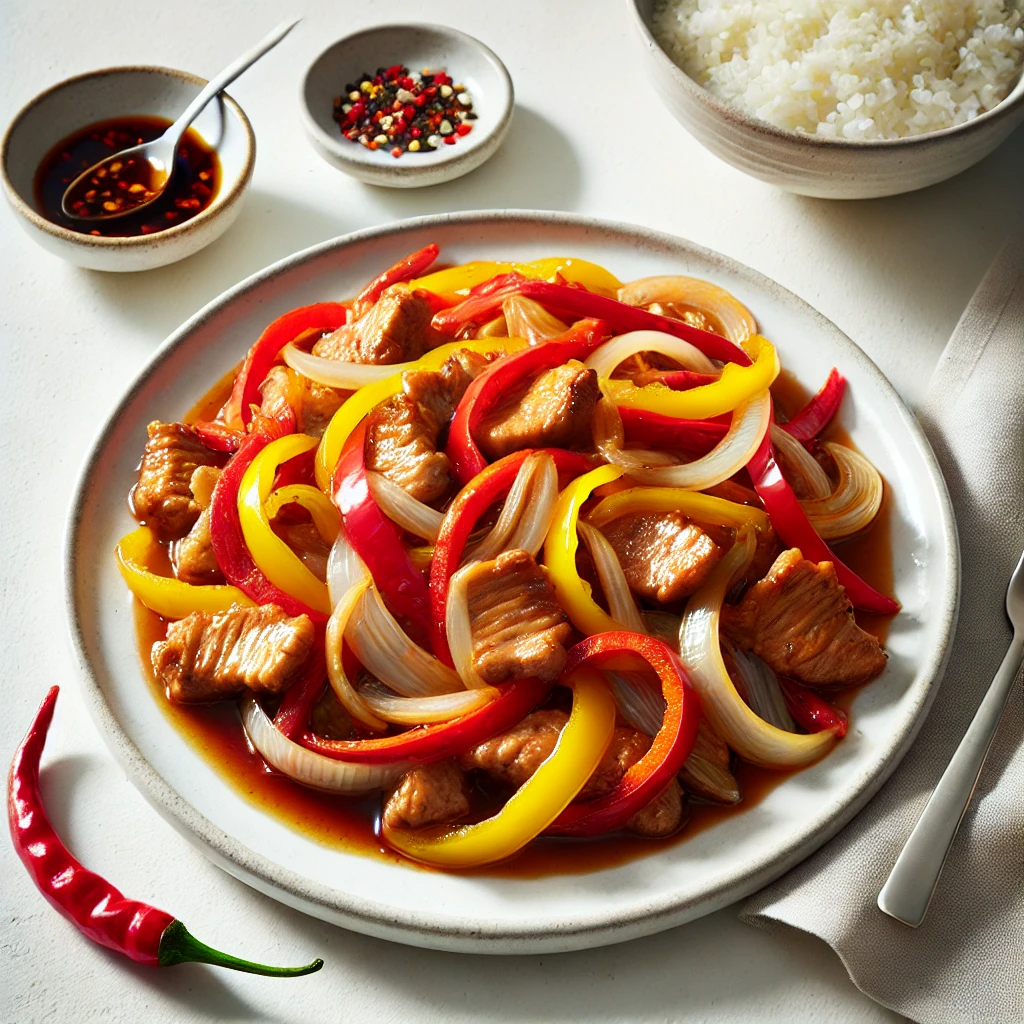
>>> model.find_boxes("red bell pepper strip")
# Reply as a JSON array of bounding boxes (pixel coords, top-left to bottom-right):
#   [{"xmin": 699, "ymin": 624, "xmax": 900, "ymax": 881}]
[
  {"xmin": 781, "ymin": 368, "xmax": 846, "ymax": 442},
  {"xmin": 445, "ymin": 319, "xmax": 611, "ymax": 484},
  {"xmin": 9, "ymin": 687, "xmax": 322, "ymax": 976},
  {"xmin": 428, "ymin": 447, "xmax": 592, "ymax": 664},
  {"xmin": 643, "ymin": 369, "xmax": 720, "ymax": 391},
  {"xmin": 431, "ymin": 279, "xmax": 750, "ymax": 366},
  {"xmin": 300, "ymin": 678, "xmax": 551, "ymax": 765},
  {"xmin": 747, "ymin": 426, "xmax": 900, "ymax": 615},
  {"xmin": 333, "ymin": 422, "xmax": 432, "ymax": 646},
  {"xmin": 778, "ymin": 678, "xmax": 848, "ymax": 738},
  {"xmin": 224, "ymin": 303, "xmax": 349, "ymax": 429},
  {"xmin": 619, "ymin": 406, "xmax": 729, "ymax": 456},
  {"xmin": 351, "ymin": 244, "xmax": 440, "ymax": 319},
  {"xmin": 547, "ymin": 632, "xmax": 701, "ymax": 838},
  {"xmin": 190, "ymin": 419, "xmax": 245, "ymax": 453},
  {"xmin": 272, "ymin": 628, "xmax": 327, "ymax": 740},
  {"xmin": 209, "ymin": 420, "xmax": 326, "ymax": 621}
]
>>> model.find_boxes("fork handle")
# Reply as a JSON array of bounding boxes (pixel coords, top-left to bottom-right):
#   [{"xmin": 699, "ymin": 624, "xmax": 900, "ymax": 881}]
[{"xmin": 877, "ymin": 631, "xmax": 1024, "ymax": 927}]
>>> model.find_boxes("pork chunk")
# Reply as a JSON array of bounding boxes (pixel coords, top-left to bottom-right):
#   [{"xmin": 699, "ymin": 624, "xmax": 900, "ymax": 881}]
[
  {"xmin": 173, "ymin": 467, "xmax": 223, "ymax": 586},
  {"xmin": 601, "ymin": 512, "xmax": 722, "ymax": 604},
  {"xmin": 132, "ymin": 421, "xmax": 219, "ymax": 538},
  {"xmin": 679, "ymin": 718, "xmax": 740, "ymax": 804},
  {"xmin": 460, "ymin": 710, "xmax": 567, "ymax": 787},
  {"xmin": 313, "ymin": 286, "xmax": 433, "ymax": 364},
  {"xmin": 627, "ymin": 780, "xmax": 686, "ymax": 837},
  {"xmin": 477, "ymin": 363, "xmax": 600, "ymax": 461},
  {"xmin": 722, "ymin": 548, "xmax": 887, "ymax": 688},
  {"xmin": 382, "ymin": 760, "xmax": 470, "ymax": 830},
  {"xmin": 464, "ymin": 550, "xmax": 571, "ymax": 684},
  {"xmin": 152, "ymin": 603, "xmax": 314, "ymax": 704},
  {"xmin": 259, "ymin": 367, "xmax": 343, "ymax": 439}
]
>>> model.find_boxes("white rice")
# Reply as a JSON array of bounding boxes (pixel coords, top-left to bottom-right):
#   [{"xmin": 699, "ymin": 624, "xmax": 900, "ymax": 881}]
[{"xmin": 653, "ymin": 1, "xmax": 1024, "ymax": 140}]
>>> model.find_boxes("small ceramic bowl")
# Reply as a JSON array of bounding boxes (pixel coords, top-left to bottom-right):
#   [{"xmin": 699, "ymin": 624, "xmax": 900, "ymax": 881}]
[
  {"xmin": 629, "ymin": 0, "xmax": 1024, "ymax": 200},
  {"xmin": 301, "ymin": 24, "xmax": 513, "ymax": 188},
  {"xmin": 1, "ymin": 66, "xmax": 255, "ymax": 271}
]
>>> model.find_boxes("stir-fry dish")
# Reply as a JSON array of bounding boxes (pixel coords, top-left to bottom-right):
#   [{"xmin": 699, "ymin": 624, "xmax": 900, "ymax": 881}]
[{"xmin": 117, "ymin": 245, "xmax": 898, "ymax": 870}]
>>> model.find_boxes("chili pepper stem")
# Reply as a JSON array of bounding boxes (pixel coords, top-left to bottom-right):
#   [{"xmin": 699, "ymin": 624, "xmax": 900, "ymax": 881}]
[{"xmin": 157, "ymin": 920, "xmax": 323, "ymax": 977}]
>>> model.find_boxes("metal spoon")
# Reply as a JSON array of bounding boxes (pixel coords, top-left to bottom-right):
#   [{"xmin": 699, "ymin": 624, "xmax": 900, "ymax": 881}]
[
  {"xmin": 877, "ymin": 547, "xmax": 1024, "ymax": 927},
  {"xmin": 61, "ymin": 19, "xmax": 298, "ymax": 222}
]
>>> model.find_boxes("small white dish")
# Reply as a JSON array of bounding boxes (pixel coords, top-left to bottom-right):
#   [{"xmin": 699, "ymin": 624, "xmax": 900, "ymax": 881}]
[
  {"xmin": 301, "ymin": 24, "xmax": 513, "ymax": 188},
  {"xmin": 1, "ymin": 66, "xmax": 255, "ymax": 272},
  {"xmin": 66, "ymin": 211, "xmax": 958, "ymax": 954},
  {"xmin": 628, "ymin": 0, "xmax": 1024, "ymax": 200}
]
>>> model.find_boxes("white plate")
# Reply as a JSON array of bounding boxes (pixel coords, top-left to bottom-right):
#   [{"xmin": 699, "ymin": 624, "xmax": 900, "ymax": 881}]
[{"xmin": 65, "ymin": 212, "xmax": 958, "ymax": 954}]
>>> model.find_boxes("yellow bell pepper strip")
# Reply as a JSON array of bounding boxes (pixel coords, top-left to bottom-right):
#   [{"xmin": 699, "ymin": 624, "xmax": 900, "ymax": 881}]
[
  {"xmin": 603, "ymin": 334, "xmax": 780, "ymax": 422},
  {"xmin": 586, "ymin": 486, "xmax": 771, "ymax": 536},
  {"xmin": 115, "ymin": 526, "xmax": 254, "ymax": 619},
  {"xmin": 409, "ymin": 257, "xmax": 623, "ymax": 303},
  {"xmin": 547, "ymin": 631, "xmax": 701, "ymax": 837},
  {"xmin": 314, "ymin": 336, "xmax": 528, "ymax": 493},
  {"xmin": 238, "ymin": 434, "xmax": 332, "ymax": 617},
  {"xmin": 542, "ymin": 464, "xmax": 626, "ymax": 636},
  {"xmin": 382, "ymin": 666, "xmax": 616, "ymax": 867},
  {"xmin": 263, "ymin": 485, "xmax": 340, "ymax": 544}
]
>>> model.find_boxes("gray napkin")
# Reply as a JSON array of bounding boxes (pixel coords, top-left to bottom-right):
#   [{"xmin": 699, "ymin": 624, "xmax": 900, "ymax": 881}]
[{"xmin": 741, "ymin": 234, "xmax": 1024, "ymax": 1024}]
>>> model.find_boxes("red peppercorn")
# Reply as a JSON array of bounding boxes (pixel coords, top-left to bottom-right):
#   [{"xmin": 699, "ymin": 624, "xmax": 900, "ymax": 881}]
[
  {"xmin": 456, "ymin": 123, "xmax": 473, "ymax": 137},
  {"xmin": 443, "ymin": 135, "xmax": 457, "ymax": 145}
]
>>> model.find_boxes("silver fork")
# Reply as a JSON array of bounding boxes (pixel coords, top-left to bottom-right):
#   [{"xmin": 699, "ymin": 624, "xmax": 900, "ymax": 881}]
[{"xmin": 877, "ymin": 548, "xmax": 1024, "ymax": 927}]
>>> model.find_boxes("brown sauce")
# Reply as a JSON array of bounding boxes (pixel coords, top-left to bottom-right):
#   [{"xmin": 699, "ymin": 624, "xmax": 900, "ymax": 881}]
[
  {"xmin": 34, "ymin": 116, "xmax": 219, "ymax": 237},
  {"xmin": 130, "ymin": 338, "xmax": 896, "ymax": 876}
]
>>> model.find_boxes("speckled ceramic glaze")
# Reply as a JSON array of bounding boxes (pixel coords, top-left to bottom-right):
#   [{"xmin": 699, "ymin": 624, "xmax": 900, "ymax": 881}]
[
  {"xmin": 1, "ymin": 66, "xmax": 255, "ymax": 271},
  {"xmin": 301, "ymin": 24, "xmax": 513, "ymax": 188},
  {"xmin": 66, "ymin": 212, "xmax": 958, "ymax": 954},
  {"xmin": 629, "ymin": 0, "xmax": 1024, "ymax": 200}
]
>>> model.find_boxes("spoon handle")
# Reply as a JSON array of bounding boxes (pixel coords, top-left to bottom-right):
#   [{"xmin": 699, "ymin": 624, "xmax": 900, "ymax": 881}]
[
  {"xmin": 877, "ymin": 630, "xmax": 1024, "ymax": 927},
  {"xmin": 168, "ymin": 19, "xmax": 299, "ymax": 143}
]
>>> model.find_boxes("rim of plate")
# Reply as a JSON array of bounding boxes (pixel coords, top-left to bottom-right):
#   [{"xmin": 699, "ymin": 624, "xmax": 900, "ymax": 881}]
[{"xmin": 64, "ymin": 210, "xmax": 959, "ymax": 952}]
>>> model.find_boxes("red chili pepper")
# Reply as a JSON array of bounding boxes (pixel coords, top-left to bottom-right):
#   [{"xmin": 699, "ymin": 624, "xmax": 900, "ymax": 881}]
[
  {"xmin": 778, "ymin": 678, "xmax": 848, "ymax": 738},
  {"xmin": 209, "ymin": 420, "xmax": 327, "ymax": 621},
  {"xmin": 350, "ymin": 244, "xmax": 440, "ymax": 319},
  {"xmin": 333, "ymin": 422, "xmax": 432, "ymax": 645},
  {"xmin": 273, "ymin": 629, "xmax": 327, "ymax": 740},
  {"xmin": 301, "ymin": 678, "xmax": 551, "ymax": 765},
  {"xmin": 9, "ymin": 687, "xmax": 322, "ymax": 976},
  {"xmin": 190, "ymin": 419, "xmax": 245, "ymax": 453},
  {"xmin": 782, "ymin": 368, "xmax": 847, "ymax": 442},
  {"xmin": 747, "ymin": 425, "xmax": 899, "ymax": 615},
  {"xmin": 445, "ymin": 319, "xmax": 611, "ymax": 484},
  {"xmin": 428, "ymin": 447, "xmax": 592, "ymax": 664},
  {"xmin": 547, "ymin": 632, "xmax": 701, "ymax": 838},
  {"xmin": 618, "ymin": 406, "xmax": 729, "ymax": 456},
  {"xmin": 431, "ymin": 280, "xmax": 750, "ymax": 365},
  {"xmin": 224, "ymin": 303, "xmax": 349, "ymax": 429}
]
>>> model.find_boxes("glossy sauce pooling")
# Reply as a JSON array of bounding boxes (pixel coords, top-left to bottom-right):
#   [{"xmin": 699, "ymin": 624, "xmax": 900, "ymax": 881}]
[{"xmin": 34, "ymin": 116, "xmax": 219, "ymax": 237}]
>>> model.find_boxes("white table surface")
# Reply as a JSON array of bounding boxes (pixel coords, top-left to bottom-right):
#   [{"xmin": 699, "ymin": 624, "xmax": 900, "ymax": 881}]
[{"xmin": 3, "ymin": 1, "xmax": 1022, "ymax": 1021}]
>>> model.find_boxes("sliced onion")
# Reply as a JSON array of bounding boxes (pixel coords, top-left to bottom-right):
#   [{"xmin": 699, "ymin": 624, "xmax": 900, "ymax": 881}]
[
  {"xmin": 357, "ymin": 679, "xmax": 498, "ymax": 725},
  {"xmin": 679, "ymin": 719, "xmax": 742, "ymax": 805},
  {"xmin": 608, "ymin": 670, "xmax": 664, "ymax": 736},
  {"xmin": 678, "ymin": 528, "xmax": 840, "ymax": 768},
  {"xmin": 326, "ymin": 533, "xmax": 367, "ymax": 609},
  {"xmin": 366, "ymin": 471, "xmax": 444, "ymax": 542},
  {"xmin": 617, "ymin": 276, "xmax": 758, "ymax": 343},
  {"xmin": 282, "ymin": 342, "xmax": 406, "ymax": 389},
  {"xmin": 595, "ymin": 387, "xmax": 772, "ymax": 491},
  {"xmin": 728, "ymin": 644, "xmax": 797, "ymax": 732},
  {"xmin": 577, "ymin": 522, "xmax": 646, "ymax": 633},
  {"xmin": 467, "ymin": 453, "xmax": 539, "ymax": 564},
  {"xmin": 326, "ymin": 578, "xmax": 387, "ymax": 731},
  {"xmin": 241, "ymin": 696, "xmax": 407, "ymax": 792},
  {"xmin": 347, "ymin": 584, "xmax": 463, "ymax": 697},
  {"xmin": 473, "ymin": 315, "xmax": 509, "ymax": 338},
  {"xmin": 502, "ymin": 295, "xmax": 569, "ymax": 343},
  {"xmin": 584, "ymin": 330, "xmax": 719, "ymax": 378},
  {"xmin": 643, "ymin": 610, "xmax": 683, "ymax": 645},
  {"xmin": 770, "ymin": 425, "xmax": 831, "ymax": 500},
  {"xmin": 801, "ymin": 443, "xmax": 884, "ymax": 540},
  {"xmin": 446, "ymin": 563, "xmax": 490, "ymax": 690}
]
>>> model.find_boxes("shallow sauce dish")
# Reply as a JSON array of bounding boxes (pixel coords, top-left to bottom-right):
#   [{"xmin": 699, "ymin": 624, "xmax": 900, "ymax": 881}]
[
  {"xmin": 301, "ymin": 24, "xmax": 514, "ymax": 188},
  {"xmin": 66, "ymin": 212, "xmax": 957, "ymax": 952},
  {"xmin": 1, "ymin": 66, "xmax": 254, "ymax": 271},
  {"xmin": 628, "ymin": 0, "xmax": 1024, "ymax": 200}
]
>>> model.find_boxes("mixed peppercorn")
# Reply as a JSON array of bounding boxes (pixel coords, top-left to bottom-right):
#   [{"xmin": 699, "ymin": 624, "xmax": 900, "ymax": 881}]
[{"xmin": 332, "ymin": 64, "xmax": 476, "ymax": 158}]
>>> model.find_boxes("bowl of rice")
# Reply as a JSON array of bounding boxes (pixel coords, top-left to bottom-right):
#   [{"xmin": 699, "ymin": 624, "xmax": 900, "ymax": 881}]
[{"xmin": 630, "ymin": 0, "xmax": 1024, "ymax": 199}]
